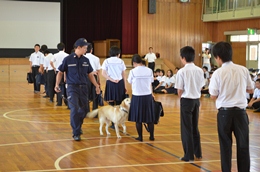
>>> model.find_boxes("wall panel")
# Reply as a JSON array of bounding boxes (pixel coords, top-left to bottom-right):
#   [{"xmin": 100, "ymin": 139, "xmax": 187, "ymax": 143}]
[{"xmin": 138, "ymin": 0, "xmax": 214, "ymax": 68}]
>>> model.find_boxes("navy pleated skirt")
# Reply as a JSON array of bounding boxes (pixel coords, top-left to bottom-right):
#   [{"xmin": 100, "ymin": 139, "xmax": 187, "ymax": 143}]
[
  {"xmin": 104, "ymin": 79, "xmax": 125, "ymax": 102},
  {"xmin": 128, "ymin": 94, "xmax": 155, "ymax": 123}
]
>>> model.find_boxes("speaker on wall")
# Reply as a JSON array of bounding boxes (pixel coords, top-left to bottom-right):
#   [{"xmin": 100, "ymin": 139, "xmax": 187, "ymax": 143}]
[{"xmin": 148, "ymin": 0, "xmax": 156, "ymax": 14}]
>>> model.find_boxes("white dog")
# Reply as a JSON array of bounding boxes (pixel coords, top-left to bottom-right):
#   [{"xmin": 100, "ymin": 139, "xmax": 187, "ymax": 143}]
[{"xmin": 87, "ymin": 98, "xmax": 131, "ymax": 138}]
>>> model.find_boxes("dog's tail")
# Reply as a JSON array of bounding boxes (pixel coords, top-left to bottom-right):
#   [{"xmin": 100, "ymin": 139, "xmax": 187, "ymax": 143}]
[{"xmin": 87, "ymin": 109, "xmax": 99, "ymax": 118}]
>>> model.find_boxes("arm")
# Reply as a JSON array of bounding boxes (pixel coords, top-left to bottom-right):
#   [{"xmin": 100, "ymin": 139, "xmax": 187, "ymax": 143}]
[
  {"xmin": 177, "ymin": 89, "xmax": 183, "ymax": 98},
  {"xmin": 122, "ymin": 70, "xmax": 127, "ymax": 93},
  {"xmin": 154, "ymin": 81, "xmax": 163, "ymax": 90},
  {"xmin": 89, "ymin": 72, "xmax": 100, "ymax": 94},
  {"xmin": 50, "ymin": 61, "xmax": 56, "ymax": 72},
  {"xmin": 29, "ymin": 61, "xmax": 32, "ymax": 72},
  {"xmin": 102, "ymin": 69, "xmax": 118, "ymax": 83}
]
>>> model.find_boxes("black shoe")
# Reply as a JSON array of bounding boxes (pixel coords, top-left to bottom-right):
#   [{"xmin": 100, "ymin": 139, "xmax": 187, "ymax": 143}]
[
  {"xmin": 195, "ymin": 156, "xmax": 202, "ymax": 160},
  {"xmin": 43, "ymin": 95, "xmax": 49, "ymax": 98},
  {"xmin": 135, "ymin": 137, "xmax": 143, "ymax": 142},
  {"xmin": 73, "ymin": 135, "xmax": 81, "ymax": 141},
  {"xmin": 56, "ymin": 104, "xmax": 62, "ymax": 106},
  {"xmin": 49, "ymin": 100, "xmax": 54, "ymax": 103},
  {"xmin": 149, "ymin": 137, "xmax": 155, "ymax": 141},
  {"xmin": 180, "ymin": 157, "xmax": 194, "ymax": 162}
]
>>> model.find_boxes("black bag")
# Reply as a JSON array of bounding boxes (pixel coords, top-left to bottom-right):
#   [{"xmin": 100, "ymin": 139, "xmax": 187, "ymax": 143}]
[
  {"xmin": 36, "ymin": 74, "xmax": 45, "ymax": 85},
  {"xmin": 98, "ymin": 90, "xmax": 104, "ymax": 106},
  {"xmin": 144, "ymin": 100, "xmax": 164, "ymax": 132},
  {"xmin": 27, "ymin": 72, "xmax": 34, "ymax": 84},
  {"xmin": 154, "ymin": 100, "xmax": 164, "ymax": 125}
]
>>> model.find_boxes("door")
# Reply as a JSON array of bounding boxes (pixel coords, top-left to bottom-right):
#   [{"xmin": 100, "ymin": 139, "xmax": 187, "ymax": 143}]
[{"xmin": 246, "ymin": 43, "xmax": 259, "ymax": 69}]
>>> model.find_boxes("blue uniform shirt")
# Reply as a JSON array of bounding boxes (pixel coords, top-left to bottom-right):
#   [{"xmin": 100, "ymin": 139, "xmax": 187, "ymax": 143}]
[{"xmin": 58, "ymin": 53, "xmax": 93, "ymax": 85}]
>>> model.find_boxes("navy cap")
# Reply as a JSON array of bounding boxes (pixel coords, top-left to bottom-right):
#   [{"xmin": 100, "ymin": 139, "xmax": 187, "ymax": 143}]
[{"xmin": 74, "ymin": 38, "xmax": 90, "ymax": 47}]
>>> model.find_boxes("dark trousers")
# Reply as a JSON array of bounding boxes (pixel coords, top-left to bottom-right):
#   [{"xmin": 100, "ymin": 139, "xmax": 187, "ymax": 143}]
[
  {"xmin": 180, "ymin": 98, "xmax": 202, "ymax": 160},
  {"xmin": 217, "ymin": 109, "xmax": 250, "ymax": 172},
  {"xmin": 47, "ymin": 70, "xmax": 56, "ymax": 101},
  {"xmin": 32, "ymin": 66, "xmax": 40, "ymax": 91},
  {"xmin": 148, "ymin": 62, "xmax": 155, "ymax": 72},
  {"xmin": 252, "ymin": 101, "xmax": 260, "ymax": 109},
  {"xmin": 67, "ymin": 84, "xmax": 89, "ymax": 136},
  {"xmin": 43, "ymin": 70, "xmax": 49, "ymax": 96}
]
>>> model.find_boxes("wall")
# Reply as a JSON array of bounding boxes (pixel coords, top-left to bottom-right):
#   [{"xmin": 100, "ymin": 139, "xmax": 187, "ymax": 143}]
[{"xmin": 138, "ymin": 0, "xmax": 214, "ymax": 68}]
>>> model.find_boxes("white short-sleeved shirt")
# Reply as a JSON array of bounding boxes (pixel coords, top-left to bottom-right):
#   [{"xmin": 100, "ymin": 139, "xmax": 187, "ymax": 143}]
[
  {"xmin": 252, "ymin": 88, "xmax": 260, "ymax": 99},
  {"xmin": 164, "ymin": 76, "xmax": 175, "ymax": 87},
  {"xmin": 159, "ymin": 76, "xmax": 167, "ymax": 86},
  {"xmin": 29, "ymin": 51, "xmax": 44, "ymax": 66},
  {"xmin": 101, "ymin": 57, "xmax": 126, "ymax": 80},
  {"xmin": 84, "ymin": 53, "xmax": 101, "ymax": 72},
  {"xmin": 175, "ymin": 63, "xmax": 205, "ymax": 99},
  {"xmin": 156, "ymin": 76, "xmax": 162, "ymax": 82},
  {"xmin": 209, "ymin": 61, "xmax": 254, "ymax": 109},
  {"xmin": 51, "ymin": 51, "xmax": 69, "ymax": 71},
  {"xmin": 144, "ymin": 53, "xmax": 157, "ymax": 63},
  {"xmin": 45, "ymin": 53, "xmax": 54, "ymax": 71},
  {"xmin": 203, "ymin": 53, "xmax": 211, "ymax": 64},
  {"xmin": 128, "ymin": 66, "xmax": 154, "ymax": 96}
]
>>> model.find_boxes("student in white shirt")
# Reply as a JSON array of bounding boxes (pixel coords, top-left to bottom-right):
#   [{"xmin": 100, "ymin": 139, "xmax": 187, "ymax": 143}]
[
  {"xmin": 154, "ymin": 69, "xmax": 166, "ymax": 92},
  {"xmin": 128, "ymin": 54, "xmax": 155, "ymax": 141},
  {"xmin": 44, "ymin": 50, "xmax": 55, "ymax": 103},
  {"xmin": 51, "ymin": 42, "xmax": 69, "ymax": 106},
  {"xmin": 209, "ymin": 41, "xmax": 254, "ymax": 172},
  {"xmin": 248, "ymin": 79, "xmax": 260, "ymax": 111},
  {"xmin": 144, "ymin": 47, "xmax": 157, "ymax": 72},
  {"xmin": 161, "ymin": 69, "xmax": 177, "ymax": 94},
  {"xmin": 175, "ymin": 46, "xmax": 204, "ymax": 162},
  {"xmin": 29, "ymin": 44, "xmax": 44, "ymax": 93},
  {"xmin": 202, "ymin": 48, "xmax": 211, "ymax": 71},
  {"xmin": 85, "ymin": 43, "xmax": 101, "ymax": 110}
]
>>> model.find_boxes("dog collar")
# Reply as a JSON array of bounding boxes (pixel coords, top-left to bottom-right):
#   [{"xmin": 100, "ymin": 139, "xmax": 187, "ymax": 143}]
[{"xmin": 120, "ymin": 106, "xmax": 128, "ymax": 114}]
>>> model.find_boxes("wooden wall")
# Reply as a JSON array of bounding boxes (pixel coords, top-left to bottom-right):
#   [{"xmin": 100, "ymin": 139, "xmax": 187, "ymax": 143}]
[
  {"xmin": 138, "ymin": 0, "xmax": 214, "ymax": 68},
  {"xmin": 138, "ymin": 0, "xmax": 260, "ymax": 68}
]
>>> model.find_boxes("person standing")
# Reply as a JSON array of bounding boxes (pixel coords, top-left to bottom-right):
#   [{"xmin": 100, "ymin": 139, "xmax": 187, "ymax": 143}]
[
  {"xmin": 202, "ymin": 48, "xmax": 211, "ymax": 71},
  {"xmin": 175, "ymin": 46, "xmax": 204, "ymax": 162},
  {"xmin": 51, "ymin": 42, "xmax": 69, "ymax": 106},
  {"xmin": 84, "ymin": 43, "xmax": 101, "ymax": 111},
  {"xmin": 144, "ymin": 47, "xmax": 157, "ymax": 72},
  {"xmin": 29, "ymin": 44, "xmax": 44, "ymax": 93},
  {"xmin": 55, "ymin": 38, "xmax": 100, "ymax": 141},
  {"xmin": 209, "ymin": 41, "xmax": 253, "ymax": 172},
  {"xmin": 128, "ymin": 54, "xmax": 155, "ymax": 142}
]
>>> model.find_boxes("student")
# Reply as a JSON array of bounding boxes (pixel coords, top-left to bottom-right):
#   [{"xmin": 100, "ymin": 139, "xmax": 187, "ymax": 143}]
[
  {"xmin": 209, "ymin": 41, "xmax": 254, "ymax": 172},
  {"xmin": 50, "ymin": 42, "xmax": 69, "ymax": 106},
  {"xmin": 55, "ymin": 38, "xmax": 100, "ymax": 141},
  {"xmin": 84, "ymin": 43, "xmax": 101, "ymax": 111},
  {"xmin": 144, "ymin": 47, "xmax": 157, "ymax": 72},
  {"xmin": 44, "ymin": 50, "xmax": 56, "ymax": 103},
  {"xmin": 152, "ymin": 68, "xmax": 161, "ymax": 89},
  {"xmin": 175, "ymin": 46, "xmax": 204, "ymax": 162},
  {"xmin": 160, "ymin": 69, "xmax": 177, "ymax": 94},
  {"xmin": 128, "ymin": 54, "xmax": 155, "ymax": 141},
  {"xmin": 247, "ymin": 79, "xmax": 260, "ymax": 111},
  {"xmin": 29, "ymin": 44, "xmax": 44, "ymax": 93},
  {"xmin": 101, "ymin": 46, "xmax": 127, "ymax": 128},
  {"xmin": 154, "ymin": 69, "xmax": 166, "ymax": 92},
  {"xmin": 202, "ymin": 48, "xmax": 211, "ymax": 71}
]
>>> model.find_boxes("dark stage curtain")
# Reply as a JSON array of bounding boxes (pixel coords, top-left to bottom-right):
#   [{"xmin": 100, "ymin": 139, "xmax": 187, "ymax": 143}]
[
  {"xmin": 62, "ymin": 0, "xmax": 122, "ymax": 53},
  {"xmin": 122, "ymin": 0, "xmax": 138, "ymax": 54}
]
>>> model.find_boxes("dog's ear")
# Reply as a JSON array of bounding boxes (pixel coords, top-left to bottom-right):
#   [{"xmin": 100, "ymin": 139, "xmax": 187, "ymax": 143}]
[{"xmin": 121, "ymin": 99, "xmax": 126, "ymax": 108}]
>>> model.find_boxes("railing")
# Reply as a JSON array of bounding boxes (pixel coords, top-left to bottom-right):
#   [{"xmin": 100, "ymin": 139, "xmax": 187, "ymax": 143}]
[{"xmin": 203, "ymin": 0, "xmax": 260, "ymax": 14}]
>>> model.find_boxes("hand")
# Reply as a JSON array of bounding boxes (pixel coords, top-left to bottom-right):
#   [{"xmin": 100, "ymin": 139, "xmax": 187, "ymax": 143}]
[
  {"xmin": 248, "ymin": 102, "xmax": 253, "ymax": 107},
  {"xmin": 113, "ymin": 79, "xmax": 119, "ymax": 83},
  {"xmin": 54, "ymin": 86, "xmax": 61, "ymax": 93},
  {"xmin": 95, "ymin": 86, "xmax": 100, "ymax": 94}
]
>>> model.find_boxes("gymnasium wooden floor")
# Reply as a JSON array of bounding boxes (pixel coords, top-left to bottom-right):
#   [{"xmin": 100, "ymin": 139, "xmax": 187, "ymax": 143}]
[{"xmin": 1, "ymin": 78, "xmax": 260, "ymax": 172}]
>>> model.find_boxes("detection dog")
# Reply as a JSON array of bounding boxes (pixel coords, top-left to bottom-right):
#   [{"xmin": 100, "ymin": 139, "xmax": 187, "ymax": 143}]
[{"xmin": 87, "ymin": 98, "xmax": 131, "ymax": 138}]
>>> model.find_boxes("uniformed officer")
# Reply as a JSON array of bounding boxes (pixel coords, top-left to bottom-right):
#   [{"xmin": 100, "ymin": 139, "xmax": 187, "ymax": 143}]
[{"xmin": 55, "ymin": 38, "xmax": 100, "ymax": 141}]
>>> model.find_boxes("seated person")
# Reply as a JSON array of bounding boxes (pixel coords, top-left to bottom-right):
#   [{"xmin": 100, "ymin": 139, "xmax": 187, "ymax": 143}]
[
  {"xmin": 246, "ymin": 74, "xmax": 255, "ymax": 102},
  {"xmin": 154, "ymin": 69, "xmax": 166, "ymax": 92},
  {"xmin": 248, "ymin": 79, "xmax": 260, "ymax": 110},
  {"xmin": 161, "ymin": 69, "xmax": 177, "ymax": 94},
  {"xmin": 152, "ymin": 68, "xmax": 162, "ymax": 89},
  {"xmin": 201, "ymin": 71, "xmax": 213, "ymax": 97}
]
